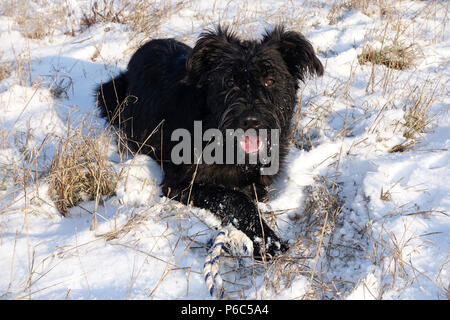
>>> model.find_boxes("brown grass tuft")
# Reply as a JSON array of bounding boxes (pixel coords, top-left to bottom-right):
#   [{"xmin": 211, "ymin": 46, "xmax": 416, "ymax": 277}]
[
  {"xmin": 12, "ymin": 1, "xmax": 50, "ymax": 40},
  {"xmin": 402, "ymin": 82, "xmax": 442, "ymax": 140},
  {"xmin": 0, "ymin": 54, "xmax": 12, "ymax": 81},
  {"xmin": 47, "ymin": 124, "xmax": 119, "ymax": 216},
  {"xmin": 80, "ymin": 0, "xmax": 127, "ymax": 31},
  {"xmin": 79, "ymin": 0, "xmax": 185, "ymax": 44},
  {"xmin": 358, "ymin": 44, "xmax": 415, "ymax": 70}
]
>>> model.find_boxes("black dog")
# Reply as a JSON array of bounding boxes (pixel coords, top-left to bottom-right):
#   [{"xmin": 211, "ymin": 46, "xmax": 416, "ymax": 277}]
[{"xmin": 96, "ymin": 25, "xmax": 323, "ymax": 259}]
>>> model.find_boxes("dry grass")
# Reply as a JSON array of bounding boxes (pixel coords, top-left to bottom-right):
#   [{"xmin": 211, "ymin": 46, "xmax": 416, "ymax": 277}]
[
  {"xmin": 2, "ymin": 0, "xmax": 187, "ymax": 43},
  {"xmin": 0, "ymin": 0, "xmax": 448, "ymax": 300},
  {"xmin": 79, "ymin": 0, "xmax": 186, "ymax": 46},
  {"xmin": 357, "ymin": 3, "xmax": 427, "ymax": 95},
  {"xmin": 327, "ymin": 0, "xmax": 391, "ymax": 25},
  {"xmin": 16, "ymin": 16, "xmax": 48, "ymax": 40},
  {"xmin": 0, "ymin": 59, "xmax": 12, "ymax": 82},
  {"xmin": 357, "ymin": 215, "xmax": 450, "ymax": 299},
  {"xmin": 7, "ymin": 0, "xmax": 70, "ymax": 40},
  {"xmin": 266, "ymin": 175, "xmax": 349, "ymax": 299},
  {"xmin": 47, "ymin": 123, "xmax": 119, "ymax": 216},
  {"xmin": 401, "ymin": 81, "xmax": 443, "ymax": 140},
  {"xmin": 358, "ymin": 8, "xmax": 417, "ymax": 72},
  {"xmin": 80, "ymin": 0, "xmax": 127, "ymax": 30},
  {"xmin": 358, "ymin": 44, "xmax": 415, "ymax": 71}
]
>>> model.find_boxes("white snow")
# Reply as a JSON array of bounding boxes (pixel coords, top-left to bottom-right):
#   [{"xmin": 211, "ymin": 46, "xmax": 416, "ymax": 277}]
[{"xmin": 0, "ymin": 0, "xmax": 448, "ymax": 300}]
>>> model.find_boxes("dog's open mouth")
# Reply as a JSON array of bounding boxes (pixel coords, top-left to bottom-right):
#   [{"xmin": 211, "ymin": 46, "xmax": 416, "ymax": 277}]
[{"xmin": 239, "ymin": 135, "xmax": 264, "ymax": 154}]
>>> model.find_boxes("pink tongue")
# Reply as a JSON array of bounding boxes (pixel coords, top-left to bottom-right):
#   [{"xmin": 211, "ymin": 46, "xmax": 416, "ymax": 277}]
[{"xmin": 240, "ymin": 136, "xmax": 263, "ymax": 153}]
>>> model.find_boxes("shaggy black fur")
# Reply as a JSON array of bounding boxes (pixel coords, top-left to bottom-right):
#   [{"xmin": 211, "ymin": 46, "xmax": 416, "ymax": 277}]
[{"xmin": 96, "ymin": 25, "xmax": 323, "ymax": 259}]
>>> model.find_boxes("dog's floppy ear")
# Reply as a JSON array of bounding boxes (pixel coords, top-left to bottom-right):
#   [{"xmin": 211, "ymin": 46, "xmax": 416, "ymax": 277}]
[
  {"xmin": 263, "ymin": 25, "xmax": 323, "ymax": 81},
  {"xmin": 183, "ymin": 25, "xmax": 238, "ymax": 87}
]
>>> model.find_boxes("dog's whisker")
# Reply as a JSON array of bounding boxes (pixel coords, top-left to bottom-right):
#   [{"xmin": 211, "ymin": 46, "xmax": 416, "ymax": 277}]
[{"xmin": 218, "ymin": 102, "xmax": 241, "ymax": 129}]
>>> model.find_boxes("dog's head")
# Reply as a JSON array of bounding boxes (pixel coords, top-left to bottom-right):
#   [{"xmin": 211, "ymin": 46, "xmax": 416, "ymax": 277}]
[{"xmin": 182, "ymin": 25, "xmax": 323, "ymax": 170}]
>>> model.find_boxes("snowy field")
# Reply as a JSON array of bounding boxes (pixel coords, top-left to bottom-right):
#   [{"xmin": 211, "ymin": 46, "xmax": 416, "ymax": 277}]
[{"xmin": 0, "ymin": 0, "xmax": 449, "ymax": 300}]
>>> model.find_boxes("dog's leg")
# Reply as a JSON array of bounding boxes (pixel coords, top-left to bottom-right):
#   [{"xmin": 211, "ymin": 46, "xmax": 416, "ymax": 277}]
[
  {"xmin": 170, "ymin": 183, "xmax": 287, "ymax": 258},
  {"xmin": 240, "ymin": 183, "xmax": 269, "ymax": 202}
]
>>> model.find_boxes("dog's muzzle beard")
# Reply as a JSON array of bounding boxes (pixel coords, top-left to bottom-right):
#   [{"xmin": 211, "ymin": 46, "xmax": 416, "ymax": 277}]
[
  {"xmin": 170, "ymin": 121, "xmax": 280, "ymax": 175},
  {"xmin": 218, "ymin": 113, "xmax": 281, "ymax": 175}
]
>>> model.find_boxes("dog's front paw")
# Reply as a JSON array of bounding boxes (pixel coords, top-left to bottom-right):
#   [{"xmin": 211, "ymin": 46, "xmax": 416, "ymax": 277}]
[{"xmin": 253, "ymin": 236, "xmax": 289, "ymax": 261}]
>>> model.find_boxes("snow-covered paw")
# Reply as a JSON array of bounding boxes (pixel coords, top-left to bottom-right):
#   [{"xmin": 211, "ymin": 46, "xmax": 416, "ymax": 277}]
[{"xmin": 253, "ymin": 236, "xmax": 288, "ymax": 260}]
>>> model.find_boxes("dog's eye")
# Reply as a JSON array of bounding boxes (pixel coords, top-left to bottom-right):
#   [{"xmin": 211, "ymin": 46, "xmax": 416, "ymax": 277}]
[
  {"xmin": 264, "ymin": 79, "xmax": 275, "ymax": 87},
  {"xmin": 226, "ymin": 79, "xmax": 235, "ymax": 88}
]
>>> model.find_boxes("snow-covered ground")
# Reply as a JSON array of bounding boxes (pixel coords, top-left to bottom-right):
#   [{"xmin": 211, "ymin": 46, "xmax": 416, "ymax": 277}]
[{"xmin": 0, "ymin": 0, "xmax": 448, "ymax": 299}]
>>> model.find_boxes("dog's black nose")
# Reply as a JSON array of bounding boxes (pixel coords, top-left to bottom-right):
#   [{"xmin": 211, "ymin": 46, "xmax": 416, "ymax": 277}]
[{"xmin": 239, "ymin": 115, "xmax": 262, "ymax": 130}]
